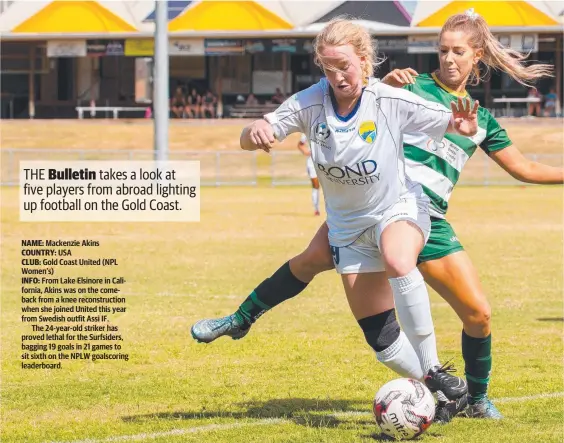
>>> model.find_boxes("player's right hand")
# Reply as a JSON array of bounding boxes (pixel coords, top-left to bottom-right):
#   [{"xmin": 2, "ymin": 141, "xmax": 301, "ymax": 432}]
[
  {"xmin": 246, "ymin": 119, "xmax": 276, "ymax": 153},
  {"xmin": 382, "ymin": 68, "xmax": 418, "ymax": 88}
]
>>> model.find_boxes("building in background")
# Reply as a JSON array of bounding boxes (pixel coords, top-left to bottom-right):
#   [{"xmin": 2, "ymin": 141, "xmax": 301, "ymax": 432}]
[{"xmin": 0, "ymin": 0, "xmax": 562, "ymax": 118}]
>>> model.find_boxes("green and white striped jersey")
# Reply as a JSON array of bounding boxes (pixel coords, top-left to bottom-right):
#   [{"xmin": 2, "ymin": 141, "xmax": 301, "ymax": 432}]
[{"xmin": 403, "ymin": 73, "xmax": 512, "ymax": 218}]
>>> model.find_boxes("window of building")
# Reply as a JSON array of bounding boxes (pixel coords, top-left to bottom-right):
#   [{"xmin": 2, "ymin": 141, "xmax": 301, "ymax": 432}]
[
  {"xmin": 253, "ymin": 53, "xmax": 283, "ymax": 71},
  {"xmin": 210, "ymin": 55, "xmax": 251, "ymax": 94}
]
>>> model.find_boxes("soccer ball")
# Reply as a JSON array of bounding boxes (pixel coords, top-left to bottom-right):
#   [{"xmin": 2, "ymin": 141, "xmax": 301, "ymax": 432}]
[{"xmin": 373, "ymin": 378, "xmax": 435, "ymax": 440}]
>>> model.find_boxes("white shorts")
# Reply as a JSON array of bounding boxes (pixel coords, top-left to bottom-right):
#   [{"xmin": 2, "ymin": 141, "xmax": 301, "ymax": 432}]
[
  {"xmin": 306, "ymin": 157, "xmax": 317, "ymax": 179},
  {"xmin": 331, "ymin": 194, "xmax": 431, "ymax": 274}
]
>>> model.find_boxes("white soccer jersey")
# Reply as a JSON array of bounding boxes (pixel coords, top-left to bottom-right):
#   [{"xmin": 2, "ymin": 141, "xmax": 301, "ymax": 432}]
[{"xmin": 265, "ymin": 78, "xmax": 451, "ymax": 246}]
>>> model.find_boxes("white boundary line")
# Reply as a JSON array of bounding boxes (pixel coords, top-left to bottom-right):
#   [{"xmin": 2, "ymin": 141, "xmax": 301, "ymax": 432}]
[
  {"xmin": 46, "ymin": 419, "xmax": 288, "ymax": 443},
  {"xmin": 493, "ymin": 391, "xmax": 564, "ymax": 404},
  {"xmin": 46, "ymin": 392, "xmax": 564, "ymax": 443}
]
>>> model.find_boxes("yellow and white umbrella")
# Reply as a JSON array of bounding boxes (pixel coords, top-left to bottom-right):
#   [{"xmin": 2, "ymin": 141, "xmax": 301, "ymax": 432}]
[{"xmin": 411, "ymin": 0, "xmax": 560, "ymax": 27}]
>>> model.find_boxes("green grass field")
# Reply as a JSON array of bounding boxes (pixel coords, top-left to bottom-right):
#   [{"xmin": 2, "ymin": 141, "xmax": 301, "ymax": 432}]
[{"xmin": 1, "ymin": 183, "xmax": 562, "ymax": 443}]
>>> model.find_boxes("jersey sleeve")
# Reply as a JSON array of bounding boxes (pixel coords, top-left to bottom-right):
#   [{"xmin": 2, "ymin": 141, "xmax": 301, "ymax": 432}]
[
  {"xmin": 390, "ymin": 86, "xmax": 452, "ymax": 142},
  {"xmin": 264, "ymin": 92, "xmax": 313, "ymax": 142},
  {"xmin": 480, "ymin": 111, "xmax": 513, "ymax": 154},
  {"xmin": 264, "ymin": 95, "xmax": 304, "ymax": 141},
  {"xmin": 299, "ymin": 133, "xmax": 307, "ymax": 144}
]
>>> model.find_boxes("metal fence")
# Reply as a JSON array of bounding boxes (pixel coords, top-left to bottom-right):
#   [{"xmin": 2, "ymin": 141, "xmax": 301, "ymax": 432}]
[
  {"xmin": 1, "ymin": 148, "xmax": 562, "ymax": 187},
  {"xmin": 270, "ymin": 150, "xmax": 564, "ymax": 186}
]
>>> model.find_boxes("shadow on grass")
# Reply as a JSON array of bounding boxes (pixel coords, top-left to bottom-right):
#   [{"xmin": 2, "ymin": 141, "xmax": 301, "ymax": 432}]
[
  {"xmin": 122, "ymin": 397, "xmax": 372, "ymax": 430},
  {"xmin": 121, "ymin": 398, "xmax": 443, "ymax": 439},
  {"xmin": 537, "ymin": 317, "xmax": 564, "ymax": 322},
  {"xmin": 362, "ymin": 430, "xmax": 442, "ymax": 441}
]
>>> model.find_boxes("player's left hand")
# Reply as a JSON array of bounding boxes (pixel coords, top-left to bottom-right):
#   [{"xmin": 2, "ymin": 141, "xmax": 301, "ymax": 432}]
[
  {"xmin": 450, "ymin": 97, "xmax": 479, "ymax": 137},
  {"xmin": 382, "ymin": 68, "xmax": 418, "ymax": 88}
]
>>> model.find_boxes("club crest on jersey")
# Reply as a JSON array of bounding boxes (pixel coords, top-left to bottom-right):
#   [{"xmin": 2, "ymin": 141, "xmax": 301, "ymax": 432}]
[
  {"xmin": 314, "ymin": 122, "xmax": 331, "ymax": 141},
  {"xmin": 359, "ymin": 121, "xmax": 377, "ymax": 143}
]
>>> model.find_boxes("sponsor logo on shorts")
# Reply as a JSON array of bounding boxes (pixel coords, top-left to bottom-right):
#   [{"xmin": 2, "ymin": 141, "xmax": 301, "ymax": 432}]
[
  {"xmin": 330, "ymin": 246, "xmax": 340, "ymax": 265},
  {"xmin": 450, "ymin": 236, "xmax": 459, "ymax": 242}
]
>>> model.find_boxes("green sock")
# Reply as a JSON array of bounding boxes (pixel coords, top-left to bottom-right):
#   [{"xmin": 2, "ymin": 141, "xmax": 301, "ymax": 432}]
[
  {"xmin": 234, "ymin": 291, "xmax": 271, "ymax": 326},
  {"xmin": 462, "ymin": 330, "xmax": 492, "ymax": 403},
  {"xmin": 234, "ymin": 262, "xmax": 308, "ymax": 327}
]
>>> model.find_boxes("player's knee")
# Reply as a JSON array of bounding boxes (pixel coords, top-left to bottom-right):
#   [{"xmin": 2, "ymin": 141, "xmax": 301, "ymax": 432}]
[
  {"xmin": 464, "ymin": 302, "xmax": 491, "ymax": 332},
  {"xmin": 383, "ymin": 254, "xmax": 416, "ymax": 278},
  {"xmin": 301, "ymin": 249, "xmax": 334, "ymax": 275},
  {"xmin": 290, "ymin": 243, "xmax": 333, "ymax": 282},
  {"xmin": 358, "ymin": 309, "xmax": 400, "ymax": 352},
  {"xmin": 302, "ymin": 240, "xmax": 334, "ymax": 274}
]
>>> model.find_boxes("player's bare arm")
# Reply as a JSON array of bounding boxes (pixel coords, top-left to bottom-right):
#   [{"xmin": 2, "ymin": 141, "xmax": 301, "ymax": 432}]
[{"xmin": 489, "ymin": 145, "xmax": 564, "ymax": 184}]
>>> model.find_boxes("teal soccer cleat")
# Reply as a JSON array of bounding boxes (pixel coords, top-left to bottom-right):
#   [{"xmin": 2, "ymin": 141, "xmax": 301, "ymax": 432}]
[{"xmin": 465, "ymin": 397, "xmax": 503, "ymax": 420}]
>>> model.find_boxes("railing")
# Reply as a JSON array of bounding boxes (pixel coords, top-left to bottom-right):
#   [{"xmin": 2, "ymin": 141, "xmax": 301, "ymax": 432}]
[
  {"xmin": 1, "ymin": 148, "xmax": 562, "ymax": 187},
  {"xmin": 270, "ymin": 151, "xmax": 564, "ymax": 187}
]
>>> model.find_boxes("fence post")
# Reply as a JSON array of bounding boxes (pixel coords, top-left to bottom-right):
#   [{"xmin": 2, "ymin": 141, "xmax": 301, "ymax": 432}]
[
  {"xmin": 270, "ymin": 151, "xmax": 275, "ymax": 187},
  {"xmin": 215, "ymin": 152, "xmax": 220, "ymax": 187},
  {"xmin": 252, "ymin": 150, "xmax": 258, "ymax": 186},
  {"xmin": 9, "ymin": 149, "xmax": 15, "ymax": 185},
  {"xmin": 484, "ymin": 155, "xmax": 490, "ymax": 186}
]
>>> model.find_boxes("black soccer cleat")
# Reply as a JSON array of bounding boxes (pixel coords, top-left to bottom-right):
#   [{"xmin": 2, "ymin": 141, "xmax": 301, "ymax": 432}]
[
  {"xmin": 434, "ymin": 393, "xmax": 468, "ymax": 424},
  {"xmin": 424, "ymin": 360, "xmax": 468, "ymax": 401}
]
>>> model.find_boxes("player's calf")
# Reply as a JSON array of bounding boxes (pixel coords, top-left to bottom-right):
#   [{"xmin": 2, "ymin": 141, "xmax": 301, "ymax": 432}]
[{"xmin": 360, "ymin": 309, "xmax": 424, "ymax": 380}]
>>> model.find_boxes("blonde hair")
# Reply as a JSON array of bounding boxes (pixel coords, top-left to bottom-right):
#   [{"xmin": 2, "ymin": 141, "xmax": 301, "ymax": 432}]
[
  {"xmin": 313, "ymin": 16, "xmax": 385, "ymax": 82},
  {"xmin": 440, "ymin": 12, "xmax": 553, "ymax": 86}
]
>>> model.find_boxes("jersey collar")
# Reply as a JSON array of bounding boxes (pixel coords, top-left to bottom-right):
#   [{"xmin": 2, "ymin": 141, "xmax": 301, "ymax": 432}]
[
  {"xmin": 329, "ymin": 86, "xmax": 365, "ymax": 122},
  {"xmin": 431, "ymin": 72, "xmax": 468, "ymax": 98}
]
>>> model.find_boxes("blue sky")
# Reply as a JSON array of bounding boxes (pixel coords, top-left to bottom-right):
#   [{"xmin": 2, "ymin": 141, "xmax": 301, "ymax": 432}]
[{"xmin": 399, "ymin": 0, "xmax": 418, "ymax": 16}]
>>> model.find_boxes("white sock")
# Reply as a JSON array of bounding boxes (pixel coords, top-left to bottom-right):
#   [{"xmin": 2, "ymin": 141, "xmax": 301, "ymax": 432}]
[
  {"xmin": 376, "ymin": 331, "xmax": 424, "ymax": 380},
  {"xmin": 311, "ymin": 188, "xmax": 319, "ymax": 212},
  {"xmin": 389, "ymin": 268, "xmax": 440, "ymax": 373}
]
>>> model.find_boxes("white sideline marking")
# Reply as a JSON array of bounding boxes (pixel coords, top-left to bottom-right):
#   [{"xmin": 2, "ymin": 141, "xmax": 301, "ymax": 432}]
[
  {"xmin": 46, "ymin": 419, "xmax": 288, "ymax": 443},
  {"xmin": 493, "ymin": 391, "xmax": 564, "ymax": 404},
  {"xmin": 47, "ymin": 392, "xmax": 564, "ymax": 443}
]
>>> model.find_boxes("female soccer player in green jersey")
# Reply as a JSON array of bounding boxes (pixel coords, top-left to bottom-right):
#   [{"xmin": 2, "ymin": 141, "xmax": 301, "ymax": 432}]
[{"xmin": 191, "ymin": 10, "xmax": 562, "ymax": 422}]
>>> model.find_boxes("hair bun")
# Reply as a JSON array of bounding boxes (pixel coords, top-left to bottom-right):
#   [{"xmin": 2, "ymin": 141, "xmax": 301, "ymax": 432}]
[{"xmin": 465, "ymin": 8, "xmax": 479, "ymax": 20}]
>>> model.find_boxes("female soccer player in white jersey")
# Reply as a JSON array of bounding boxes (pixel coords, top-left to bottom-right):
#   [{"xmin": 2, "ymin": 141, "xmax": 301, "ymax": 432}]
[
  {"xmin": 192, "ymin": 11, "xmax": 562, "ymax": 420},
  {"xmin": 201, "ymin": 17, "xmax": 480, "ymax": 402},
  {"xmin": 297, "ymin": 133, "xmax": 321, "ymax": 215}
]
